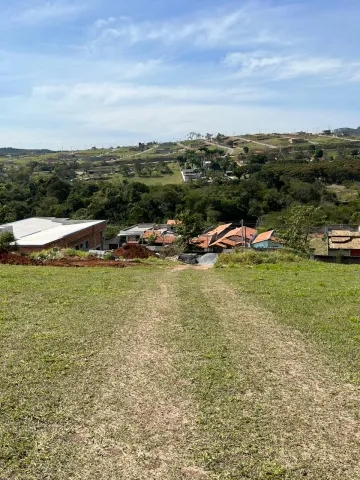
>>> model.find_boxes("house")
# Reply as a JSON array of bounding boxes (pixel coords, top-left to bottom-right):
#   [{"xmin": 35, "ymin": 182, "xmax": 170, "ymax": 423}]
[
  {"xmin": 0, "ymin": 217, "xmax": 106, "ymax": 254},
  {"xmin": 181, "ymin": 168, "xmax": 202, "ymax": 182},
  {"xmin": 119, "ymin": 224, "xmax": 164, "ymax": 244},
  {"xmin": 289, "ymin": 138, "xmax": 307, "ymax": 144},
  {"xmin": 209, "ymin": 226, "xmax": 257, "ymax": 251},
  {"xmin": 251, "ymin": 230, "xmax": 283, "ymax": 249},
  {"xmin": 192, "ymin": 224, "xmax": 233, "ymax": 251},
  {"xmin": 327, "ymin": 227, "xmax": 360, "ymax": 257},
  {"xmin": 166, "ymin": 219, "xmax": 182, "ymax": 231},
  {"xmin": 193, "ymin": 223, "xmax": 257, "ymax": 252},
  {"xmin": 119, "ymin": 223, "xmax": 178, "ymax": 248}
]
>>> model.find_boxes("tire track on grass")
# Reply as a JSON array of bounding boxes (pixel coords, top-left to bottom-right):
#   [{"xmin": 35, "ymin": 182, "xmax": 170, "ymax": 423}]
[
  {"xmin": 71, "ymin": 270, "xmax": 203, "ymax": 480},
  {"xmin": 200, "ymin": 272, "xmax": 360, "ymax": 479}
]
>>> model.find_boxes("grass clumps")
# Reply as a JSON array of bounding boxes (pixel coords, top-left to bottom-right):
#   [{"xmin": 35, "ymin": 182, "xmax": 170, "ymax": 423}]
[
  {"xmin": 29, "ymin": 248, "xmax": 89, "ymax": 260},
  {"xmin": 217, "ymin": 249, "xmax": 304, "ymax": 266}
]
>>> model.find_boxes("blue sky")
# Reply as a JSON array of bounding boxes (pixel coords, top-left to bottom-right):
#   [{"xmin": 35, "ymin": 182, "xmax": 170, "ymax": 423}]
[{"xmin": 0, "ymin": 0, "xmax": 359, "ymax": 148}]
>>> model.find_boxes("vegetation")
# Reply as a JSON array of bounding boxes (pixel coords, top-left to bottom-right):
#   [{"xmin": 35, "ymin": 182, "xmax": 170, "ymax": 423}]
[
  {"xmin": 1, "ymin": 263, "xmax": 360, "ymax": 478},
  {"xmin": 0, "ymin": 231, "xmax": 15, "ymax": 251},
  {"xmin": 216, "ymin": 248, "xmax": 303, "ymax": 266},
  {"xmin": 2, "ymin": 134, "xmax": 360, "ymax": 237}
]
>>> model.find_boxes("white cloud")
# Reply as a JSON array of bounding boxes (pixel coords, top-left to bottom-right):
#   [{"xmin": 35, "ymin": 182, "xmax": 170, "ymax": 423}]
[
  {"xmin": 224, "ymin": 51, "xmax": 360, "ymax": 81},
  {"xmin": 91, "ymin": 4, "xmax": 290, "ymax": 51},
  {"xmin": 32, "ymin": 82, "xmax": 273, "ymax": 106}
]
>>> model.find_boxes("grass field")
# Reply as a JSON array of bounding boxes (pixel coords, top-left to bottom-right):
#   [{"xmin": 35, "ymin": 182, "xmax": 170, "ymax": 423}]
[
  {"xmin": 1, "ymin": 262, "xmax": 360, "ymax": 479},
  {"xmin": 115, "ymin": 163, "xmax": 183, "ymax": 185}
]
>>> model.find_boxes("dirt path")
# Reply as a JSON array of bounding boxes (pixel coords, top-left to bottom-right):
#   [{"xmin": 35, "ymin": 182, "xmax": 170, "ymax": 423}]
[
  {"xmin": 70, "ymin": 273, "xmax": 200, "ymax": 479},
  {"xmin": 200, "ymin": 272, "xmax": 360, "ymax": 478}
]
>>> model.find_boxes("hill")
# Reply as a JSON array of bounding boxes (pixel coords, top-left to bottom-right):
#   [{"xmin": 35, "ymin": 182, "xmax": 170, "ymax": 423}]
[
  {"xmin": 333, "ymin": 126, "xmax": 360, "ymax": 136},
  {"xmin": 1, "ymin": 262, "xmax": 360, "ymax": 478}
]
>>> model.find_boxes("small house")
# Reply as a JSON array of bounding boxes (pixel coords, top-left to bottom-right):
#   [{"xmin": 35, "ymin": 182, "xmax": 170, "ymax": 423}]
[
  {"xmin": 251, "ymin": 230, "xmax": 283, "ymax": 249},
  {"xmin": 327, "ymin": 227, "xmax": 360, "ymax": 257}
]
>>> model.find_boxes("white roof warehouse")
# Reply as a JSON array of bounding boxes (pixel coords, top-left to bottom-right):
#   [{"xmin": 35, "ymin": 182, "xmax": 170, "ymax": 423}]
[{"xmin": 0, "ymin": 217, "xmax": 106, "ymax": 253}]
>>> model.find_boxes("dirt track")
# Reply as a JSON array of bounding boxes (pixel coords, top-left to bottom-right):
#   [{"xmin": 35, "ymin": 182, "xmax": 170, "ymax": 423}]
[{"xmin": 2, "ymin": 266, "xmax": 360, "ymax": 479}]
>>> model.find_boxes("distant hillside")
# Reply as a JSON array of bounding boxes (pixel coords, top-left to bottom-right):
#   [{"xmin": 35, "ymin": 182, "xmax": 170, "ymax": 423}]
[
  {"xmin": 333, "ymin": 127, "xmax": 360, "ymax": 136},
  {"xmin": 0, "ymin": 147, "xmax": 55, "ymax": 156}
]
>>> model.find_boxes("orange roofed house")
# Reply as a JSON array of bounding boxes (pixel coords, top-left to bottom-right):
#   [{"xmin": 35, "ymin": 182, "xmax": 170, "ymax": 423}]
[
  {"xmin": 192, "ymin": 223, "xmax": 257, "ymax": 252},
  {"xmin": 251, "ymin": 230, "xmax": 283, "ymax": 249}
]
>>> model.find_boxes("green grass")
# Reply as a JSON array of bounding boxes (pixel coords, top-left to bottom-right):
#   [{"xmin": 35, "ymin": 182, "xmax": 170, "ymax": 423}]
[
  {"xmin": 116, "ymin": 163, "xmax": 183, "ymax": 185},
  {"xmin": 220, "ymin": 262, "xmax": 360, "ymax": 383},
  {"xmin": 2, "ymin": 263, "xmax": 360, "ymax": 478}
]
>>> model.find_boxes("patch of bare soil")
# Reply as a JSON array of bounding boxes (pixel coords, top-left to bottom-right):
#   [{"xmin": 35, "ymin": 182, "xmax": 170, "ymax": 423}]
[
  {"xmin": 69, "ymin": 272, "xmax": 198, "ymax": 479},
  {"xmin": 0, "ymin": 253, "xmax": 38, "ymax": 265},
  {"xmin": 202, "ymin": 275, "xmax": 360, "ymax": 478}
]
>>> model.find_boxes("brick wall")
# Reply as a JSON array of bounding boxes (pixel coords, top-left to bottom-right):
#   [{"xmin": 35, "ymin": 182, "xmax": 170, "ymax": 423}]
[{"xmin": 18, "ymin": 222, "xmax": 106, "ymax": 254}]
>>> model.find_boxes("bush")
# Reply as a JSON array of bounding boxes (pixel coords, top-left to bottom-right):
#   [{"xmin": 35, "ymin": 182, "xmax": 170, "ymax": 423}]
[
  {"xmin": 64, "ymin": 248, "xmax": 89, "ymax": 258},
  {"xmin": 29, "ymin": 248, "xmax": 61, "ymax": 260},
  {"xmin": 0, "ymin": 232, "xmax": 15, "ymax": 252},
  {"xmin": 161, "ymin": 238, "xmax": 187, "ymax": 258},
  {"xmin": 216, "ymin": 249, "xmax": 304, "ymax": 267}
]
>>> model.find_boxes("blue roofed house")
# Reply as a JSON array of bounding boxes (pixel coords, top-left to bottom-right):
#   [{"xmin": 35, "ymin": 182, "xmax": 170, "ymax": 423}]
[{"xmin": 251, "ymin": 230, "xmax": 283, "ymax": 249}]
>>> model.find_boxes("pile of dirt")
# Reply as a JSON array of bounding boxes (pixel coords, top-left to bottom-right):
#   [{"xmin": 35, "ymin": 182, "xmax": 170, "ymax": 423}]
[
  {"xmin": 0, "ymin": 253, "xmax": 38, "ymax": 265},
  {"xmin": 0, "ymin": 253, "xmax": 131, "ymax": 268},
  {"xmin": 113, "ymin": 244, "xmax": 156, "ymax": 259}
]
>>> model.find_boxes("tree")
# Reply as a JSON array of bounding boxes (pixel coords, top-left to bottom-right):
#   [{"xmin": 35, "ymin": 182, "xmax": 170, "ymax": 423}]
[
  {"xmin": 243, "ymin": 146, "xmax": 249, "ymax": 154},
  {"xmin": 315, "ymin": 149, "xmax": 324, "ymax": 159},
  {"xmin": 175, "ymin": 210, "xmax": 204, "ymax": 247},
  {"xmin": 0, "ymin": 231, "xmax": 15, "ymax": 251},
  {"xmin": 280, "ymin": 205, "xmax": 325, "ymax": 253},
  {"xmin": 104, "ymin": 225, "xmax": 120, "ymax": 240}
]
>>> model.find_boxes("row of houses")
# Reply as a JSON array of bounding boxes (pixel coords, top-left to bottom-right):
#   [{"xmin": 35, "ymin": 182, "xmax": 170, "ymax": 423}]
[
  {"xmin": 192, "ymin": 223, "xmax": 282, "ymax": 252},
  {"xmin": 116, "ymin": 221, "xmax": 283, "ymax": 253}
]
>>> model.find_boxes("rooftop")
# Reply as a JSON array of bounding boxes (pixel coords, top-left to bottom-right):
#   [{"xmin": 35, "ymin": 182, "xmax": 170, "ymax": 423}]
[
  {"xmin": 252, "ymin": 230, "xmax": 276, "ymax": 244},
  {"xmin": 0, "ymin": 217, "xmax": 105, "ymax": 246}
]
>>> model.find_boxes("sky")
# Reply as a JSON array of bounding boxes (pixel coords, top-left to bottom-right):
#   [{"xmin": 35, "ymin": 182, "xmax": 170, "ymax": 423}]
[{"xmin": 0, "ymin": 0, "xmax": 359, "ymax": 149}]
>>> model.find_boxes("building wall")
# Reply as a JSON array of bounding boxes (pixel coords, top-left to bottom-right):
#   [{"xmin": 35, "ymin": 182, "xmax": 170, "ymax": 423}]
[
  {"xmin": 252, "ymin": 240, "xmax": 283, "ymax": 249},
  {"xmin": 18, "ymin": 222, "xmax": 106, "ymax": 254},
  {"xmin": 328, "ymin": 248, "xmax": 351, "ymax": 257}
]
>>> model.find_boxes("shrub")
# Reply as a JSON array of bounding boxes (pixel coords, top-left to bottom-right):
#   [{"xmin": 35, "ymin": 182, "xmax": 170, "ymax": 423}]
[
  {"xmin": 161, "ymin": 238, "xmax": 187, "ymax": 258},
  {"xmin": 0, "ymin": 232, "xmax": 15, "ymax": 252},
  {"xmin": 216, "ymin": 249, "xmax": 304, "ymax": 267},
  {"xmin": 29, "ymin": 248, "xmax": 61, "ymax": 260},
  {"xmin": 64, "ymin": 248, "xmax": 89, "ymax": 258}
]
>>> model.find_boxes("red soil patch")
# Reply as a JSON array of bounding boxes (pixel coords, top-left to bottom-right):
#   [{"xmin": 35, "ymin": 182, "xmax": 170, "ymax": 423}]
[
  {"xmin": 0, "ymin": 253, "xmax": 133, "ymax": 268},
  {"xmin": 0, "ymin": 253, "xmax": 38, "ymax": 265},
  {"xmin": 113, "ymin": 244, "xmax": 156, "ymax": 259}
]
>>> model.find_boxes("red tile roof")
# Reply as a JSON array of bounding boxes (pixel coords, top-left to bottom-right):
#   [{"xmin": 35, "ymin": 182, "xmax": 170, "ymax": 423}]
[
  {"xmin": 207, "ymin": 223, "xmax": 232, "ymax": 236},
  {"xmin": 155, "ymin": 234, "xmax": 177, "ymax": 245},
  {"xmin": 142, "ymin": 230, "xmax": 161, "ymax": 239},
  {"xmin": 252, "ymin": 230, "xmax": 275, "ymax": 244},
  {"xmin": 209, "ymin": 226, "xmax": 257, "ymax": 247},
  {"xmin": 192, "ymin": 234, "xmax": 212, "ymax": 249},
  {"xmin": 225, "ymin": 226, "xmax": 257, "ymax": 240}
]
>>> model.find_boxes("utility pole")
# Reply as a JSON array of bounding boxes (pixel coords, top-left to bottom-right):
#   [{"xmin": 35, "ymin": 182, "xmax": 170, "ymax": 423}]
[{"xmin": 241, "ymin": 219, "xmax": 246, "ymax": 250}]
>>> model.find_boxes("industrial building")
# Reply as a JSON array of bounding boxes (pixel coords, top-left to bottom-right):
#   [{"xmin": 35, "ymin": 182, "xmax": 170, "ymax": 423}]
[{"xmin": 0, "ymin": 217, "xmax": 106, "ymax": 254}]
